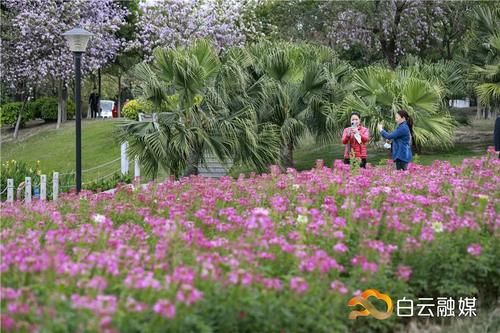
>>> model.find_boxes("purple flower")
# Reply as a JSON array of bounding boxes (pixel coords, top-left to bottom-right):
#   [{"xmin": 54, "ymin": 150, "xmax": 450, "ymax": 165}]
[
  {"xmin": 290, "ymin": 277, "xmax": 308, "ymax": 294},
  {"xmin": 467, "ymin": 244, "xmax": 482, "ymax": 256},
  {"xmin": 396, "ymin": 265, "xmax": 412, "ymax": 281},
  {"xmin": 153, "ymin": 299, "xmax": 176, "ymax": 319},
  {"xmin": 333, "ymin": 243, "xmax": 348, "ymax": 253}
]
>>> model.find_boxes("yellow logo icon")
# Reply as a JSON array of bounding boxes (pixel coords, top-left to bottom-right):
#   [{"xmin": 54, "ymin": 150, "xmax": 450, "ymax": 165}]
[{"xmin": 348, "ymin": 289, "xmax": 393, "ymax": 320}]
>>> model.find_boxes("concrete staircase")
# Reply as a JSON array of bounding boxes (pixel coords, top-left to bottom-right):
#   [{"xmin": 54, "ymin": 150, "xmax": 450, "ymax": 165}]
[{"xmin": 198, "ymin": 155, "xmax": 233, "ymax": 178}]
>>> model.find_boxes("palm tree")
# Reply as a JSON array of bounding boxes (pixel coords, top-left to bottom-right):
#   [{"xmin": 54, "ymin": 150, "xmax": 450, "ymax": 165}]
[
  {"xmin": 339, "ymin": 66, "xmax": 456, "ymax": 151},
  {"xmin": 117, "ymin": 40, "xmax": 281, "ymax": 178},
  {"xmin": 246, "ymin": 42, "xmax": 351, "ymax": 168},
  {"xmin": 465, "ymin": 5, "xmax": 500, "ymax": 118}
]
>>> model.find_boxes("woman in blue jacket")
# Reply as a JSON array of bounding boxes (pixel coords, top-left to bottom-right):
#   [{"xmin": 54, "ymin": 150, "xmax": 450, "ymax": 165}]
[{"xmin": 378, "ymin": 110, "xmax": 414, "ymax": 170}]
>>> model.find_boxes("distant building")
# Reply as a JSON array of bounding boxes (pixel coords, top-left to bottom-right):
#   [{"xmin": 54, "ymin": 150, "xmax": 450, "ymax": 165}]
[{"xmin": 449, "ymin": 98, "xmax": 470, "ymax": 108}]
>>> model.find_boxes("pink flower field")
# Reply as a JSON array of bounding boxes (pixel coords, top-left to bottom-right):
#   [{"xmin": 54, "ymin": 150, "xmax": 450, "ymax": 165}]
[{"xmin": 1, "ymin": 155, "xmax": 499, "ymax": 333}]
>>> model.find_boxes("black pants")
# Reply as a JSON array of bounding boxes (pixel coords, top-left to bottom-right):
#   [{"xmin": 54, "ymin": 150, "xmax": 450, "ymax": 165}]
[
  {"xmin": 395, "ymin": 159, "xmax": 408, "ymax": 170},
  {"xmin": 90, "ymin": 107, "xmax": 98, "ymax": 118},
  {"xmin": 344, "ymin": 158, "xmax": 367, "ymax": 168}
]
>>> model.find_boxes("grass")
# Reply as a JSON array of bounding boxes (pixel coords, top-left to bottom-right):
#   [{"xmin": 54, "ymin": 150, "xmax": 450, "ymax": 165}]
[
  {"xmin": 291, "ymin": 142, "xmax": 488, "ymax": 170},
  {"xmin": 293, "ymin": 143, "xmax": 389, "ymax": 170},
  {"xmin": 1, "ymin": 120, "xmax": 491, "ymax": 183},
  {"xmin": 1, "ymin": 120, "xmax": 123, "ymax": 183}
]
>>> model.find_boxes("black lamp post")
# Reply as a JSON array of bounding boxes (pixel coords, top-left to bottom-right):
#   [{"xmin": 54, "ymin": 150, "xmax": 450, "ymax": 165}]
[{"xmin": 62, "ymin": 27, "xmax": 92, "ymax": 193}]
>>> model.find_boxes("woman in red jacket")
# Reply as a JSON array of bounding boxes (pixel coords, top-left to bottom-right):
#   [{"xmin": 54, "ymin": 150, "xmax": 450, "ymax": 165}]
[{"xmin": 341, "ymin": 112, "xmax": 370, "ymax": 168}]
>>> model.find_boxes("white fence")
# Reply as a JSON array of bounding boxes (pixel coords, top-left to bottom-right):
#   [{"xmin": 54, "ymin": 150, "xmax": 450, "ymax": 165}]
[
  {"xmin": 2, "ymin": 133, "xmax": 233, "ymax": 204},
  {"xmin": 2, "ymin": 143, "xmax": 140, "ymax": 204}
]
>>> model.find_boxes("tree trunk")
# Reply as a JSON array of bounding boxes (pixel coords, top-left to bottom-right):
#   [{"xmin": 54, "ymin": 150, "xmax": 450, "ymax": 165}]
[
  {"xmin": 476, "ymin": 104, "xmax": 482, "ymax": 120},
  {"xmin": 281, "ymin": 140, "xmax": 294, "ymax": 169},
  {"xmin": 13, "ymin": 99, "xmax": 28, "ymax": 139},
  {"xmin": 62, "ymin": 82, "xmax": 68, "ymax": 122},
  {"xmin": 98, "ymin": 68, "xmax": 102, "ymax": 118},
  {"xmin": 491, "ymin": 106, "xmax": 498, "ymax": 120},
  {"xmin": 375, "ymin": 0, "xmax": 405, "ymax": 68},
  {"xmin": 184, "ymin": 149, "xmax": 201, "ymax": 177},
  {"xmin": 117, "ymin": 75, "xmax": 122, "ymax": 118},
  {"xmin": 56, "ymin": 80, "xmax": 67, "ymax": 129},
  {"xmin": 57, "ymin": 81, "xmax": 62, "ymax": 128}
]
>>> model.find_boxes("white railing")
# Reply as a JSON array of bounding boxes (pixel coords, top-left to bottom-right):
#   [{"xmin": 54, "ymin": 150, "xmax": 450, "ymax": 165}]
[{"xmin": 2, "ymin": 143, "xmax": 140, "ymax": 204}]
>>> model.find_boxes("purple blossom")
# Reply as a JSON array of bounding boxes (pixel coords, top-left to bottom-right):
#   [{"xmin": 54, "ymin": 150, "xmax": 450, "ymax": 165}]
[
  {"xmin": 467, "ymin": 244, "xmax": 482, "ymax": 256},
  {"xmin": 396, "ymin": 265, "xmax": 413, "ymax": 281},
  {"xmin": 153, "ymin": 299, "xmax": 176, "ymax": 319}
]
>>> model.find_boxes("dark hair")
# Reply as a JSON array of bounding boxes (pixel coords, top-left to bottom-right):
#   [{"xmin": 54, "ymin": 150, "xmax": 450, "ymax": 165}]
[
  {"xmin": 397, "ymin": 110, "xmax": 415, "ymax": 146},
  {"xmin": 351, "ymin": 112, "xmax": 361, "ymax": 119}
]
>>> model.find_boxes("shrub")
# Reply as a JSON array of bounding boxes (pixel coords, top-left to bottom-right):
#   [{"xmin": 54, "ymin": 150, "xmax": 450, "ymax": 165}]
[
  {"xmin": 0, "ymin": 102, "xmax": 33, "ymax": 128},
  {"xmin": 28, "ymin": 97, "xmax": 52, "ymax": 119},
  {"xmin": 122, "ymin": 99, "xmax": 154, "ymax": 120},
  {"xmin": 67, "ymin": 99, "xmax": 75, "ymax": 120},
  {"xmin": 40, "ymin": 97, "xmax": 58, "ymax": 122},
  {"xmin": 83, "ymin": 172, "xmax": 132, "ymax": 192},
  {"xmin": 39, "ymin": 97, "xmax": 75, "ymax": 122}
]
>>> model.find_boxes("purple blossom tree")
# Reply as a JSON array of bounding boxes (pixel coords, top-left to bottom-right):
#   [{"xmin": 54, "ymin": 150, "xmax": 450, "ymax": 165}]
[
  {"xmin": 128, "ymin": 0, "xmax": 258, "ymax": 59},
  {"xmin": 327, "ymin": 0, "xmax": 451, "ymax": 67},
  {"xmin": 1, "ymin": 0, "xmax": 128, "ymax": 133}
]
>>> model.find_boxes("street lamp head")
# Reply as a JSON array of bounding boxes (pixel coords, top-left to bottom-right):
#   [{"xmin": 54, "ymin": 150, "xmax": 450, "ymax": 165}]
[{"xmin": 62, "ymin": 27, "xmax": 93, "ymax": 53}]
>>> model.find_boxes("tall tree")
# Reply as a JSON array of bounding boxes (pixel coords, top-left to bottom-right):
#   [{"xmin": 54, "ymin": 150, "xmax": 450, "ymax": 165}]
[
  {"xmin": 338, "ymin": 65, "xmax": 456, "ymax": 151},
  {"xmin": 465, "ymin": 5, "xmax": 500, "ymax": 119},
  {"xmin": 254, "ymin": 1, "xmax": 478, "ymax": 66},
  {"xmin": 127, "ymin": 0, "xmax": 259, "ymax": 60},
  {"xmin": 1, "ymin": 0, "xmax": 128, "ymax": 131},
  {"xmin": 118, "ymin": 41, "xmax": 281, "ymax": 178},
  {"xmin": 104, "ymin": 0, "xmax": 142, "ymax": 117},
  {"xmin": 247, "ymin": 42, "xmax": 351, "ymax": 168}
]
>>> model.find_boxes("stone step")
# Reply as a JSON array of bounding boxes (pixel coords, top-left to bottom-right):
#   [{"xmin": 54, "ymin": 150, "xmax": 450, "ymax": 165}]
[{"xmin": 198, "ymin": 156, "xmax": 232, "ymax": 178}]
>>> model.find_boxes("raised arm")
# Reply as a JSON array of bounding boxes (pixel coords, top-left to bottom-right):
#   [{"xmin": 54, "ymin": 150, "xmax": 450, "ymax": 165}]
[{"xmin": 380, "ymin": 125, "xmax": 404, "ymax": 140}]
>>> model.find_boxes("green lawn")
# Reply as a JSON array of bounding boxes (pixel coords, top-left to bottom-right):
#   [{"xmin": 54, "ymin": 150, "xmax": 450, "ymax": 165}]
[
  {"xmin": 292, "ymin": 142, "xmax": 488, "ymax": 170},
  {"xmin": 1, "ymin": 120, "xmax": 123, "ymax": 183},
  {"xmin": 1, "ymin": 120, "xmax": 490, "ymax": 183}
]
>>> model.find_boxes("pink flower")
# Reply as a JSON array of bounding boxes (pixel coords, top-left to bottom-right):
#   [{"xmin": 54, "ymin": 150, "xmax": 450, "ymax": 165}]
[
  {"xmin": 467, "ymin": 243, "xmax": 482, "ymax": 256},
  {"xmin": 172, "ymin": 266, "xmax": 196, "ymax": 284},
  {"xmin": 1, "ymin": 288, "xmax": 21, "ymax": 300},
  {"xmin": 262, "ymin": 278, "xmax": 283, "ymax": 290},
  {"xmin": 153, "ymin": 299, "xmax": 176, "ymax": 319},
  {"xmin": 330, "ymin": 280, "xmax": 348, "ymax": 294},
  {"xmin": 396, "ymin": 265, "xmax": 412, "ymax": 281},
  {"xmin": 176, "ymin": 284, "xmax": 204, "ymax": 306},
  {"xmin": 333, "ymin": 217, "xmax": 346, "ymax": 228},
  {"xmin": 86, "ymin": 276, "xmax": 108, "ymax": 291},
  {"xmin": 333, "ymin": 231, "xmax": 344, "ymax": 239},
  {"xmin": 270, "ymin": 195, "xmax": 289, "ymax": 213},
  {"xmin": 420, "ymin": 226, "xmax": 434, "ymax": 242},
  {"xmin": 361, "ymin": 261, "xmax": 378, "ymax": 273},
  {"xmin": 126, "ymin": 297, "xmax": 148, "ymax": 313},
  {"xmin": 1, "ymin": 315, "xmax": 15, "ymax": 331},
  {"xmin": 290, "ymin": 277, "xmax": 308, "ymax": 294},
  {"xmin": 333, "ymin": 243, "xmax": 348, "ymax": 253},
  {"xmin": 100, "ymin": 316, "xmax": 113, "ymax": 328},
  {"xmin": 7, "ymin": 302, "xmax": 30, "ymax": 314}
]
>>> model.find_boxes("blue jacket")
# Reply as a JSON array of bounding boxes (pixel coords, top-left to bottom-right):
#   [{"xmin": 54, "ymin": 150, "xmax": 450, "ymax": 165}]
[{"xmin": 380, "ymin": 121, "xmax": 413, "ymax": 163}]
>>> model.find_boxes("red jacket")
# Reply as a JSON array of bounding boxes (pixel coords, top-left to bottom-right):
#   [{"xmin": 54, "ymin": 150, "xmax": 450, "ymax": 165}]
[{"xmin": 342, "ymin": 126, "xmax": 369, "ymax": 158}]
